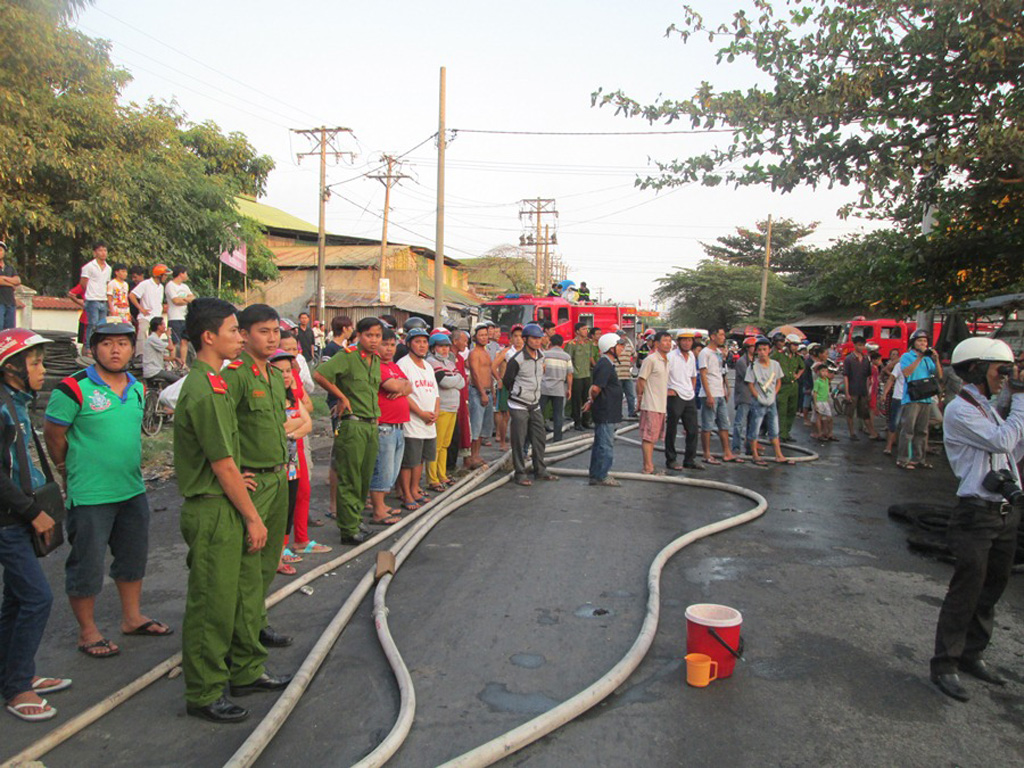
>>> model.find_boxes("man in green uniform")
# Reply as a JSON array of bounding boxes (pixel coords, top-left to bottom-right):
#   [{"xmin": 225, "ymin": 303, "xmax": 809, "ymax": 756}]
[
  {"xmin": 771, "ymin": 333, "xmax": 805, "ymax": 442},
  {"xmin": 174, "ymin": 298, "xmax": 290, "ymax": 724},
  {"xmin": 220, "ymin": 304, "xmax": 291, "ymax": 649},
  {"xmin": 313, "ymin": 316, "xmax": 383, "ymax": 545},
  {"xmin": 565, "ymin": 322, "xmax": 598, "ymax": 430}
]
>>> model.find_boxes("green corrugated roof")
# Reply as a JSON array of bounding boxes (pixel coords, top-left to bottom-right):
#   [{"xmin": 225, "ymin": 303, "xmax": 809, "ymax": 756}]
[
  {"xmin": 417, "ymin": 260, "xmax": 481, "ymax": 306},
  {"xmin": 235, "ymin": 195, "xmax": 318, "ymax": 235}
]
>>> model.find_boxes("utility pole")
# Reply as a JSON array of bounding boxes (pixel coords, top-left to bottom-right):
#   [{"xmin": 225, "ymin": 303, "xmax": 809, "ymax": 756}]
[
  {"xmin": 758, "ymin": 214, "xmax": 773, "ymax": 323},
  {"xmin": 543, "ymin": 224, "xmax": 550, "ymax": 289},
  {"xmin": 518, "ymin": 198, "xmax": 558, "ymax": 293},
  {"xmin": 434, "ymin": 67, "xmax": 447, "ymax": 328},
  {"xmin": 292, "ymin": 126, "xmax": 354, "ymax": 322},
  {"xmin": 368, "ymin": 154, "xmax": 410, "ymax": 293}
]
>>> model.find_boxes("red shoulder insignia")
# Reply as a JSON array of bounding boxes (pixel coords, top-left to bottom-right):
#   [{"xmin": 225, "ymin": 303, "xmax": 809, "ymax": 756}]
[
  {"xmin": 343, "ymin": 346, "xmax": 355, "ymax": 353},
  {"xmin": 207, "ymin": 371, "xmax": 228, "ymax": 394},
  {"xmin": 226, "ymin": 359, "xmax": 244, "ymax": 369},
  {"xmin": 251, "ymin": 363, "xmax": 262, "ymax": 378}
]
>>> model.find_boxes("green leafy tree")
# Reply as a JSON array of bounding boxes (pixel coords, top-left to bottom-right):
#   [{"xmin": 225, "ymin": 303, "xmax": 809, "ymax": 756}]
[
  {"xmin": 0, "ymin": 0, "xmax": 276, "ymax": 298},
  {"xmin": 594, "ymin": 0, "xmax": 1024, "ymax": 307},
  {"xmin": 702, "ymin": 217, "xmax": 818, "ymax": 283},
  {"xmin": 653, "ymin": 260, "xmax": 803, "ymax": 330}
]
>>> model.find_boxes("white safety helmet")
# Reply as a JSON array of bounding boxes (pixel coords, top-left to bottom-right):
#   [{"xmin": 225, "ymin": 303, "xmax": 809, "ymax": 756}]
[
  {"xmin": 598, "ymin": 332, "xmax": 623, "ymax": 354},
  {"xmin": 785, "ymin": 333, "xmax": 802, "ymax": 344},
  {"xmin": 950, "ymin": 337, "xmax": 1014, "ymax": 367}
]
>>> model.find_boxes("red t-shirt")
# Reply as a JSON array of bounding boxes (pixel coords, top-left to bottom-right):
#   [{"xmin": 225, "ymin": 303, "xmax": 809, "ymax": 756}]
[{"xmin": 379, "ymin": 360, "xmax": 410, "ymax": 425}]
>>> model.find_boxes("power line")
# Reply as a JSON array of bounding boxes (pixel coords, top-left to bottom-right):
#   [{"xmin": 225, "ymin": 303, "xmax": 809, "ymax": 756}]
[
  {"xmin": 326, "ymin": 133, "xmax": 437, "ymax": 189},
  {"xmin": 451, "ymin": 127, "xmax": 738, "ymax": 136}
]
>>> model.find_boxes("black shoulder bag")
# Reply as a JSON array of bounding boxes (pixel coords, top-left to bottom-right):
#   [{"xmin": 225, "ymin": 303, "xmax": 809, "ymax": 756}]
[{"xmin": 0, "ymin": 386, "xmax": 66, "ymax": 557}]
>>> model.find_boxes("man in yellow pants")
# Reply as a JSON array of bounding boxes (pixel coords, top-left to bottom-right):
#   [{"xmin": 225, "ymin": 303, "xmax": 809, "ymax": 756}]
[{"xmin": 426, "ymin": 332, "xmax": 464, "ymax": 490}]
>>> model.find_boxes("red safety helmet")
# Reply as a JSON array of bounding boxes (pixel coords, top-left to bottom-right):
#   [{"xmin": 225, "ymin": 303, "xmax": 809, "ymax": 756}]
[
  {"xmin": 743, "ymin": 336, "xmax": 758, "ymax": 347},
  {"xmin": 431, "ymin": 327, "xmax": 451, "ymax": 336},
  {"xmin": 0, "ymin": 329, "xmax": 52, "ymax": 367},
  {"xmin": 152, "ymin": 263, "xmax": 170, "ymax": 278}
]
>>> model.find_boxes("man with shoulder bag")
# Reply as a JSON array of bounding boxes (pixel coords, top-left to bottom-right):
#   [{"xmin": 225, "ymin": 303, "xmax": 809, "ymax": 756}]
[
  {"xmin": 897, "ymin": 329, "xmax": 942, "ymax": 468},
  {"xmin": 930, "ymin": 338, "xmax": 1024, "ymax": 702},
  {"xmin": 0, "ymin": 329, "xmax": 72, "ymax": 723}
]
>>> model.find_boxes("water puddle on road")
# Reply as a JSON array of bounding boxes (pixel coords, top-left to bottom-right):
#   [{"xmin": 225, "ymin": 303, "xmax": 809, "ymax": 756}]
[
  {"xmin": 479, "ymin": 682, "xmax": 558, "ymax": 714},
  {"xmin": 510, "ymin": 653, "xmax": 546, "ymax": 669}
]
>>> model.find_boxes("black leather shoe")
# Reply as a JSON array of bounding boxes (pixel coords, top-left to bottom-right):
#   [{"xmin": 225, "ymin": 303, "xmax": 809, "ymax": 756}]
[
  {"xmin": 186, "ymin": 696, "xmax": 249, "ymax": 722},
  {"xmin": 340, "ymin": 530, "xmax": 369, "ymax": 545},
  {"xmin": 229, "ymin": 671, "xmax": 293, "ymax": 697},
  {"xmin": 259, "ymin": 626, "xmax": 293, "ymax": 648},
  {"xmin": 960, "ymin": 658, "xmax": 1008, "ymax": 686},
  {"xmin": 931, "ymin": 672, "xmax": 970, "ymax": 701}
]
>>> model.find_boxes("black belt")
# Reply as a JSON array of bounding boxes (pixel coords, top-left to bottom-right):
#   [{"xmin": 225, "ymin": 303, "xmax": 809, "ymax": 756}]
[
  {"xmin": 341, "ymin": 415, "xmax": 377, "ymax": 424},
  {"xmin": 960, "ymin": 497, "xmax": 1013, "ymax": 516},
  {"xmin": 241, "ymin": 464, "xmax": 286, "ymax": 474}
]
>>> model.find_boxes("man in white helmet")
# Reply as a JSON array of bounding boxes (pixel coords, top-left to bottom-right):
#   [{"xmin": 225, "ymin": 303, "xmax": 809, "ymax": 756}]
[
  {"xmin": 585, "ymin": 333, "xmax": 625, "ymax": 487},
  {"xmin": 929, "ymin": 337, "xmax": 1024, "ymax": 702}
]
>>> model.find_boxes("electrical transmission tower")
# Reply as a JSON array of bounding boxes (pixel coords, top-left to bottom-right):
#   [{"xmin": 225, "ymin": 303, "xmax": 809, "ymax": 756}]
[
  {"xmin": 291, "ymin": 126, "xmax": 355, "ymax": 321},
  {"xmin": 518, "ymin": 198, "xmax": 558, "ymax": 293}
]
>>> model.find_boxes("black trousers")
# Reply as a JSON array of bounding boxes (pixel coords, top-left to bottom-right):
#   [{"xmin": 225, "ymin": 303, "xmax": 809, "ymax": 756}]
[
  {"xmin": 510, "ymin": 408, "xmax": 548, "ymax": 479},
  {"xmin": 570, "ymin": 377, "xmax": 592, "ymax": 428},
  {"xmin": 931, "ymin": 499, "xmax": 1021, "ymax": 675},
  {"xmin": 665, "ymin": 394, "xmax": 698, "ymax": 466},
  {"xmin": 447, "ymin": 416, "xmax": 461, "ymax": 473}
]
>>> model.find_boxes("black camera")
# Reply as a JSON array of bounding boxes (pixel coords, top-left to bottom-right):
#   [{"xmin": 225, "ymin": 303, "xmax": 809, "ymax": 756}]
[{"xmin": 982, "ymin": 469, "xmax": 1024, "ymax": 506}]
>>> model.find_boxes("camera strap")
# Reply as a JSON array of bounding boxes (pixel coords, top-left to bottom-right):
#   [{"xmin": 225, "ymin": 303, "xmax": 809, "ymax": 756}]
[{"xmin": 958, "ymin": 387, "xmax": 1014, "ymax": 476}]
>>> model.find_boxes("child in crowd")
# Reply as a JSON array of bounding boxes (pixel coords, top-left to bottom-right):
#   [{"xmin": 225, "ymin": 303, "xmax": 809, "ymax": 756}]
[{"xmin": 813, "ymin": 362, "xmax": 837, "ymax": 442}]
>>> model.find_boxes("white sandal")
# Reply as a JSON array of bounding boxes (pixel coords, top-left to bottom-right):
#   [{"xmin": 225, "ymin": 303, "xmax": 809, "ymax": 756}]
[
  {"xmin": 32, "ymin": 677, "xmax": 72, "ymax": 694},
  {"xmin": 6, "ymin": 698, "xmax": 57, "ymax": 722}
]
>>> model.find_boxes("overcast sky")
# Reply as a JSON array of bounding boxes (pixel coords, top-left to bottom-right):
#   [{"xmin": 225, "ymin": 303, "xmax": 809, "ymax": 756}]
[{"xmin": 74, "ymin": 0, "xmax": 881, "ymax": 309}]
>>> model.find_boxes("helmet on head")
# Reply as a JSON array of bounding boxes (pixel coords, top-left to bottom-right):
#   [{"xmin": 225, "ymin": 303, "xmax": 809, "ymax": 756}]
[
  {"xmin": 910, "ymin": 329, "xmax": 930, "ymax": 342},
  {"xmin": 89, "ymin": 322, "xmax": 136, "ymax": 349},
  {"xmin": 950, "ymin": 337, "xmax": 1014, "ymax": 367},
  {"xmin": 677, "ymin": 329, "xmax": 695, "ymax": 339},
  {"xmin": 403, "ymin": 317, "xmax": 428, "ymax": 332},
  {"xmin": 0, "ymin": 329, "xmax": 52, "ymax": 369},
  {"xmin": 405, "ymin": 327, "xmax": 429, "ymax": 341},
  {"xmin": 771, "ymin": 332, "xmax": 785, "ymax": 343},
  {"xmin": 431, "ymin": 327, "xmax": 451, "ymax": 336},
  {"xmin": 742, "ymin": 336, "xmax": 758, "ymax": 347},
  {"xmin": 269, "ymin": 349, "xmax": 296, "ymax": 364},
  {"xmin": 522, "ymin": 323, "xmax": 544, "ymax": 339},
  {"xmin": 643, "ymin": 328, "xmax": 656, "ymax": 338},
  {"xmin": 754, "ymin": 336, "xmax": 772, "ymax": 349},
  {"xmin": 609, "ymin": 324, "xmax": 620, "ymax": 332},
  {"xmin": 510, "ymin": 323, "xmax": 524, "ymax": 334},
  {"xmin": 786, "ymin": 333, "xmax": 801, "ymax": 344},
  {"xmin": 598, "ymin": 332, "xmax": 623, "ymax": 354},
  {"xmin": 152, "ymin": 263, "xmax": 170, "ymax": 278},
  {"xmin": 429, "ymin": 332, "xmax": 451, "ymax": 347}
]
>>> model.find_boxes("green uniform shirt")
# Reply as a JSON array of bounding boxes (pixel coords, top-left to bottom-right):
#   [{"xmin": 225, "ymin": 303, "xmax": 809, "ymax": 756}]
[
  {"xmin": 45, "ymin": 365, "xmax": 145, "ymax": 506},
  {"xmin": 565, "ymin": 339, "xmax": 598, "ymax": 379},
  {"xmin": 771, "ymin": 350, "xmax": 804, "ymax": 387},
  {"xmin": 221, "ymin": 350, "xmax": 288, "ymax": 468},
  {"xmin": 173, "ymin": 360, "xmax": 240, "ymax": 498},
  {"xmin": 315, "ymin": 345, "xmax": 382, "ymax": 419}
]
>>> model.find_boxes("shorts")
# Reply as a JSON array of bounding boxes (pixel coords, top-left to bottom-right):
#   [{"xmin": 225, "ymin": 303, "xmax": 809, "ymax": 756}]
[
  {"xmin": 845, "ymin": 394, "xmax": 870, "ymax": 420},
  {"xmin": 638, "ymin": 409, "xmax": 666, "ymax": 443},
  {"xmin": 700, "ymin": 396, "xmax": 732, "ymax": 432},
  {"xmin": 370, "ymin": 424, "xmax": 405, "ymax": 492},
  {"xmin": 401, "ymin": 436, "xmax": 437, "ymax": 468},
  {"xmin": 169, "ymin": 319, "xmax": 186, "ymax": 345},
  {"xmin": 497, "ymin": 387, "xmax": 510, "ymax": 413},
  {"xmin": 467, "ymin": 387, "xmax": 493, "ymax": 441},
  {"xmin": 748, "ymin": 401, "xmax": 780, "ymax": 441},
  {"xmin": 814, "ymin": 401, "xmax": 833, "ymax": 418},
  {"xmin": 64, "ymin": 492, "xmax": 151, "ymax": 597}
]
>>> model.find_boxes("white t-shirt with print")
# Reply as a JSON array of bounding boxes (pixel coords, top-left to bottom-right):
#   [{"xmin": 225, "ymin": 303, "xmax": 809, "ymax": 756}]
[
  {"xmin": 398, "ymin": 355, "xmax": 439, "ymax": 439},
  {"xmin": 698, "ymin": 346, "xmax": 726, "ymax": 399}
]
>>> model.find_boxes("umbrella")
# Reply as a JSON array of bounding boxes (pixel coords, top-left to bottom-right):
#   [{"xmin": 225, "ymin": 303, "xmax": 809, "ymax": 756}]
[
  {"xmin": 279, "ymin": 317, "xmax": 298, "ymax": 331},
  {"xmin": 768, "ymin": 324, "xmax": 806, "ymax": 340},
  {"xmin": 730, "ymin": 324, "xmax": 762, "ymax": 337},
  {"xmin": 558, "ymin": 279, "xmax": 576, "ymax": 289}
]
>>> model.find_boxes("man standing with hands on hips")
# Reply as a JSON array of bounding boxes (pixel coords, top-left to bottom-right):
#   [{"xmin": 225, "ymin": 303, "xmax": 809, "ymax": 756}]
[
  {"xmin": 220, "ymin": 304, "xmax": 291, "ymax": 650},
  {"xmin": 930, "ymin": 338, "xmax": 1024, "ymax": 702}
]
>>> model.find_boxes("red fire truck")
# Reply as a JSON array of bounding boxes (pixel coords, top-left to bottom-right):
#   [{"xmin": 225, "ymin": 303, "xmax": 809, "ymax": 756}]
[{"xmin": 479, "ymin": 294, "xmax": 640, "ymax": 343}]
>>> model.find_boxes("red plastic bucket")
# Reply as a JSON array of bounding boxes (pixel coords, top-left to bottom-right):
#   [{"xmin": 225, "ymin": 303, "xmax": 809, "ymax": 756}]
[{"xmin": 685, "ymin": 604, "xmax": 743, "ymax": 679}]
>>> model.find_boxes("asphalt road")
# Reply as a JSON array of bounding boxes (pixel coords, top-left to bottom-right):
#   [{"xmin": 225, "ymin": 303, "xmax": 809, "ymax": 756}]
[{"xmin": 6, "ymin": 414, "xmax": 1024, "ymax": 767}]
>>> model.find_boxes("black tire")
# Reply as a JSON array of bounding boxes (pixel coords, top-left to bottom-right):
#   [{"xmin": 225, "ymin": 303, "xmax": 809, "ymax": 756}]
[{"xmin": 142, "ymin": 387, "xmax": 164, "ymax": 436}]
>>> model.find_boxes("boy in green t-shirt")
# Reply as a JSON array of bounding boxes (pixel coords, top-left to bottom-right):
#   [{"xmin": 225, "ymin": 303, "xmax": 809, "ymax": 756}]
[{"xmin": 812, "ymin": 362, "xmax": 836, "ymax": 442}]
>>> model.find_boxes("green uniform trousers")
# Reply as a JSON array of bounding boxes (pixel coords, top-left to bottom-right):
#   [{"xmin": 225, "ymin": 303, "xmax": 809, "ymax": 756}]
[
  {"xmin": 180, "ymin": 495, "xmax": 266, "ymax": 706},
  {"xmin": 251, "ymin": 470, "xmax": 288, "ymax": 627},
  {"xmin": 777, "ymin": 383, "xmax": 799, "ymax": 440},
  {"xmin": 334, "ymin": 420, "xmax": 378, "ymax": 536}
]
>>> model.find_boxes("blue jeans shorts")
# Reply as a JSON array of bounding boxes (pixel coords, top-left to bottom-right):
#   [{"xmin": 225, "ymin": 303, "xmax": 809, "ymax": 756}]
[
  {"xmin": 468, "ymin": 387, "xmax": 493, "ymax": 441},
  {"xmin": 748, "ymin": 402, "xmax": 780, "ymax": 441},
  {"xmin": 370, "ymin": 424, "xmax": 405, "ymax": 492},
  {"xmin": 700, "ymin": 396, "xmax": 732, "ymax": 432},
  {"xmin": 65, "ymin": 492, "xmax": 151, "ymax": 597}
]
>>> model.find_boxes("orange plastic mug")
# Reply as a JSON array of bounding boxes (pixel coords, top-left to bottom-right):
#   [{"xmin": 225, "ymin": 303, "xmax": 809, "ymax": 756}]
[{"xmin": 685, "ymin": 653, "xmax": 719, "ymax": 687}]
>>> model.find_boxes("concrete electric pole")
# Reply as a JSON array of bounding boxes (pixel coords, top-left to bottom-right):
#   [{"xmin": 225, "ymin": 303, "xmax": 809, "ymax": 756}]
[
  {"xmin": 292, "ymin": 126, "xmax": 354, "ymax": 322},
  {"xmin": 518, "ymin": 198, "xmax": 558, "ymax": 293},
  {"xmin": 368, "ymin": 155, "xmax": 410, "ymax": 297}
]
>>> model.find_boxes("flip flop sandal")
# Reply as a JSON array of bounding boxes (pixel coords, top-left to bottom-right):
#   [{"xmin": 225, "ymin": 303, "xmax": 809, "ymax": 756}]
[
  {"xmin": 370, "ymin": 515, "xmax": 402, "ymax": 525},
  {"xmin": 122, "ymin": 619, "xmax": 174, "ymax": 637},
  {"xmin": 276, "ymin": 563, "xmax": 297, "ymax": 576},
  {"xmin": 775, "ymin": 459, "xmax": 796, "ymax": 465},
  {"xmin": 705, "ymin": 457, "xmax": 723, "ymax": 465},
  {"xmin": 295, "ymin": 541, "xmax": 332, "ymax": 554},
  {"xmin": 32, "ymin": 677, "xmax": 72, "ymax": 694},
  {"xmin": 445, "ymin": 477, "xmax": 458, "ymax": 486},
  {"xmin": 401, "ymin": 501, "xmax": 420, "ymax": 511},
  {"xmin": 427, "ymin": 484, "xmax": 446, "ymax": 493},
  {"xmin": 751, "ymin": 459, "xmax": 769, "ymax": 467},
  {"xmin": 515, "ymin": 478, "xmax": 533, "ymax": 486},
  {"xmin": 6, "ymin": 699, "xmax": 56, "ymax": 722},
  {"xmin": 723, "ymin": 457, "xmax": 746, "ymax": 463},
  {"xmin": 77, "ymin": 639, "xmax": 120, "ymax": 658},
  {"xmin": 308, "ymin": 518, "xmax": 326, "ymax": 527}
]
